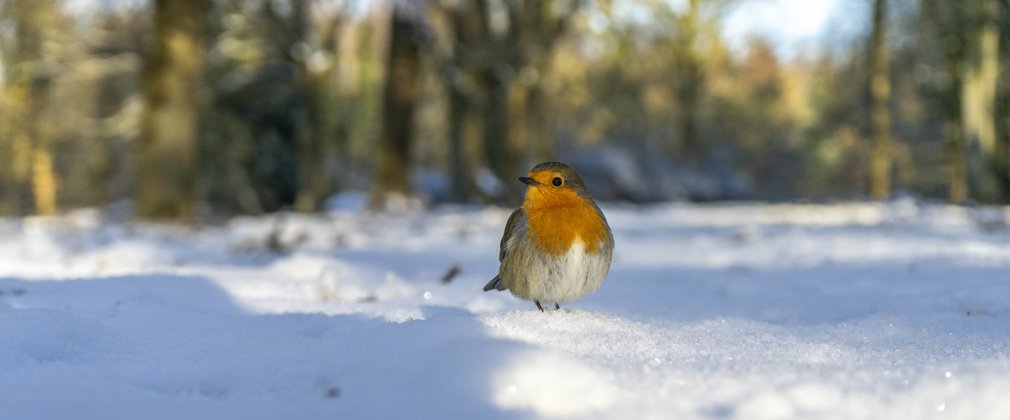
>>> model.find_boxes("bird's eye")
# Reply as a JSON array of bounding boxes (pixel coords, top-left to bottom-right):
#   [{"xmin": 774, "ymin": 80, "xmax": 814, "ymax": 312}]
[{"xmin": 552, "ymin": 177, "xmax": 563, "ymax": 186}]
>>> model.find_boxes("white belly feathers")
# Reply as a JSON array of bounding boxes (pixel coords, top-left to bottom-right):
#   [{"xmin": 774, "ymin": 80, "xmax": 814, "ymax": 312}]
[{"xmin": 507, "ymin": 235, "xmax": 611, "ymax": 304}]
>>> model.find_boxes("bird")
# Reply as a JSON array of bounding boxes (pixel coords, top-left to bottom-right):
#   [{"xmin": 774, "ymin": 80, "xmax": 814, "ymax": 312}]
[{"xmin": 483, "ymin": 161, "xmax": 614, "ymax": 312}]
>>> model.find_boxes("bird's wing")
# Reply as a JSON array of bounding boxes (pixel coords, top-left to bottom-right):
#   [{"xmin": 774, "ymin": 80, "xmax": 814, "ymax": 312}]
[{"xmin": 499, "ymin": 208, "xmax": 525, "ymax": 262}]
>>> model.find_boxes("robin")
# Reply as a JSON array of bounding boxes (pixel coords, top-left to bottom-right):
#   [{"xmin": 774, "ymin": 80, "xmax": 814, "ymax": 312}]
[{"xmin": 483, "ymin": 162, "xmax": 614, "ymax": 311}]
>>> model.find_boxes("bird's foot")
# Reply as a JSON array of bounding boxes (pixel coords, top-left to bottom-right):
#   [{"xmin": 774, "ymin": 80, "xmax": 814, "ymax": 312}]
[
  {"xmin": 555, "ymin": 303, "xmax": 561, "ymax": 310},
  {"xmin": 535, "ymin": 300, "xmax": 544, "ymax": 312}
]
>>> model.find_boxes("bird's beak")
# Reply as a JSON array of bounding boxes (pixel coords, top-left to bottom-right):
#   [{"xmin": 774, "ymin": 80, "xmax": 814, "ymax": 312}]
[{"xmin": 518, "ymin": 176, "xmax": 539, "ymax": 186}]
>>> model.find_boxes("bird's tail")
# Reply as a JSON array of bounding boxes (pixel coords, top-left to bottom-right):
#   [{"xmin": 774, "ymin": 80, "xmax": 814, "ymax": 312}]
[{"xmin": 482, "ymin": 275, "xmax": 505, "ymax": 291}]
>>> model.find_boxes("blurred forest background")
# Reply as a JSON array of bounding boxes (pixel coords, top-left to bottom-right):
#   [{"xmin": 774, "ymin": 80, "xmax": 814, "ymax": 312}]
[{"xmin": 1, "ymin": 0, "xmax": 1008, "ymax": 222}]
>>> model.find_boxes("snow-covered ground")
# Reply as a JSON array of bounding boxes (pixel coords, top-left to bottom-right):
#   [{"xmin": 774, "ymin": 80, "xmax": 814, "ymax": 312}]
[{"xmin": 2, "ymin": 200, "xmax": 1009, "ymax": 419}]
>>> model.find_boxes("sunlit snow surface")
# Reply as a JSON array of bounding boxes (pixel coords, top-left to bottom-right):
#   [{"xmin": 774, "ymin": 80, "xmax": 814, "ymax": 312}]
[{"xmin": 2, "ymin": 200, "xmax": 1010, "ymax": 419}]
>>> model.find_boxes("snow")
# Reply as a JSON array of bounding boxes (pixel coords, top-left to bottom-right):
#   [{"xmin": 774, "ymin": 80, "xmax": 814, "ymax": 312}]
[{"xmin": 2, "ymin": 201, "xmax": 1010, "ymax": 419}]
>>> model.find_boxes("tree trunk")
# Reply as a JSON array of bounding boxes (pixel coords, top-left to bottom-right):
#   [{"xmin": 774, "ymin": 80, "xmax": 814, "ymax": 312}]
[
  {"xmin": 673, "ymin": 0, "xmax": 703, "ymax": 159},
  {"xmin": 961, "ymin": 0, "xmax": 1002, "ymax": 202},
  {"xmin": 482, "ymin": 71, "xmax": 520, "ymax": 202},
  {"xmin": 868, "ymin": 0, "xmax": 892, "ymax": 200},
  {"xmin": 997, "ymin": 0, "xmax": 1010, "ymax": 201},
  {"xmin": 505, "ymin": 88, "xmax": 524, "ymax": 201},
  {"xmin": 292, "ymin": 5, "xmax": 339, "ymax": 212},
  {"xmin": 507, "ymin": 79, "xmax": 529, "ymax": 174},
  {"xmin": 0, "ymin": 0, "xmax": 60, "ymax": 215},
  {"xmin": 924, "ymin": 0, "xmax": 969, "ymax": 202},
  {"xmin": 25, "ymin": 56, "xmax": 57, "ymax": 216},
  {"xmin": 0, "ymin": 80, "xmax": 34, "ymax": 215},
  {"xmin": 443, "ymin": 2, "xmax": 482, "ymax": 203},
  {"xmin": 293, "ymin": 79, "xmax": 329, "ymax": 212},
  {"xmin": 31, "ymin": 147, "xmax": 56, "ymax": 215},
  {"xmin": 947, "ymin": 120, "xmax": 968, "ymax": 202},
  {"xmin": 137, "ymin": 0, "xmax": 209, "ymax": 221},
  {"xmin": 447, "ymin": 77, "xmax": 474, "ymax": 202},
  {"xmin": 526, "ymin": 80, "xmax": 552, "ymax": 163},
  {"xmin": 996, "ymin": 90, "xmax": 1010, "ymax": 200},
  {"xmin": 475, "ymin": 0, "xmax": 520, "ymax": 203},
  {"xmin": 3, "ymin": 72, "xmax": 41, "ymax": 216},
  {"xmin": 369, "ymin": 4, "xmax": 422, "ymax": 210}
]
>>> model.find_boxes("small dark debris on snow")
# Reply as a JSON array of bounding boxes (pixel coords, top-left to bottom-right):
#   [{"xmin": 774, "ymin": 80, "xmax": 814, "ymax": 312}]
[
  {"xmin": 440, "ymin": 264, "xmax": 461, "ymax": 284},
  {"xmin": 964, "ymin": 309, "xmax": 1006, "ymax": 318},
  {"xmin": 325, "ymin": 387, "xmax": 341, "ymax": 399},
  {"xmin": 357, "ymin": 295, "xmax": 378, "ymax": 303},
  {"xmin": 0, "ymin": 287, "xmax": 26, "ymax": 296}
]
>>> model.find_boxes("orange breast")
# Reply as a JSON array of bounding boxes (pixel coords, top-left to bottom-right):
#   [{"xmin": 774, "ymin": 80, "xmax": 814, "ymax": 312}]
[{"xmin": 523, "ymin": 190, "xmax": 609, "ymax": 255}]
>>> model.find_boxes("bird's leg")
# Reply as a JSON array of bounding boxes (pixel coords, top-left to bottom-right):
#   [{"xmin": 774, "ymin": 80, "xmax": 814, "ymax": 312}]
[
  {"xmin": 555, "ymin": 303, "xmax": 560, "ymax": 310},
  {"xmin": 535, "ymin": 300, "xmax": 544, "ymax": 312}
]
